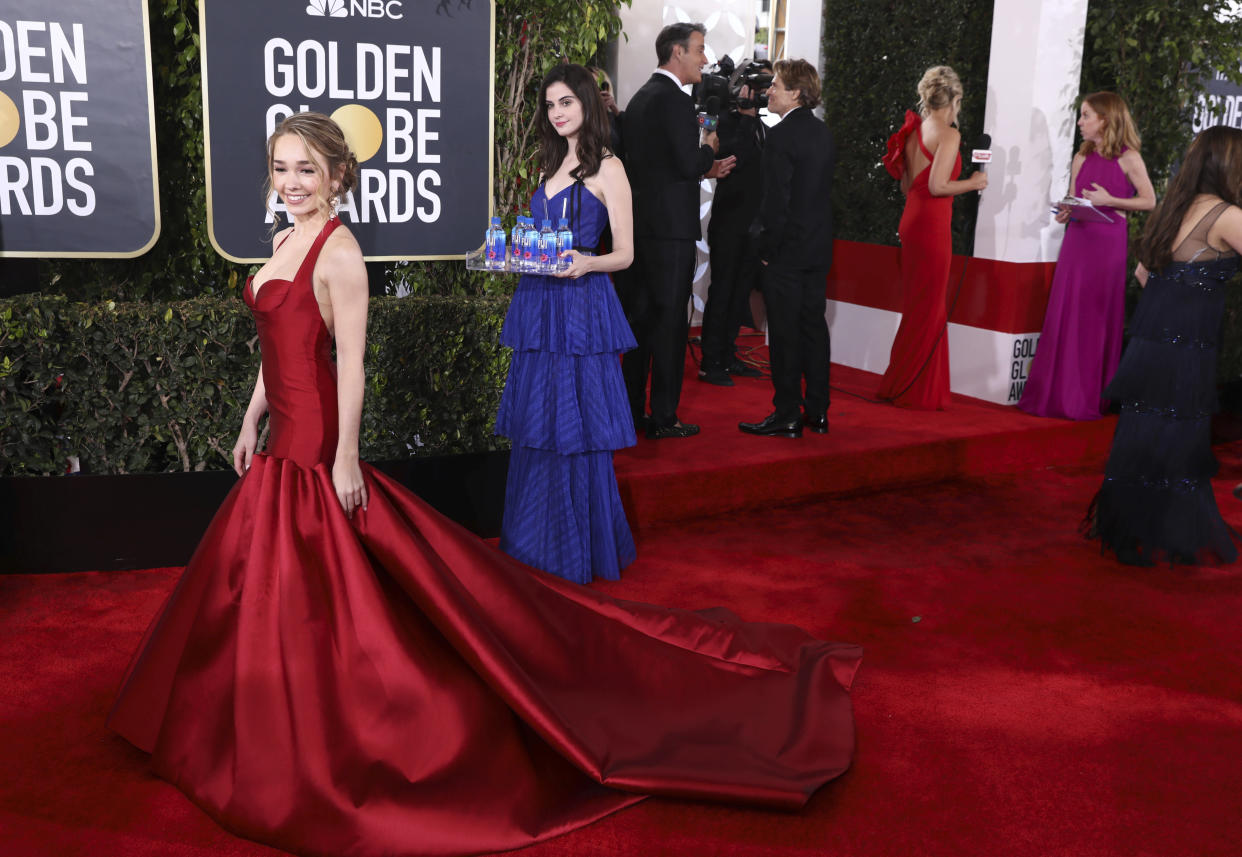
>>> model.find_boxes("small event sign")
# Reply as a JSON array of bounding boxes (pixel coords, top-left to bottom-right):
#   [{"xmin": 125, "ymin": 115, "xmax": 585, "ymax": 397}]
[
  {"xmin": 200, "ymin": 0, "xmax": 494, "ymax": 262},
  {"xmin": 1194, "ymin": 65, "xmax": 1242, "ymax": 134},
  {"xmin": 0, "ymin": 0, "xmax": 159, "ymax": 258}
]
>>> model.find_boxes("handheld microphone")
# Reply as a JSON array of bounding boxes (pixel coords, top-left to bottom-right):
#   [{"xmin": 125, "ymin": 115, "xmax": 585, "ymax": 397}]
[
  {"xmin": 971, "ymin": 133, "xmax": 993, "ymax": 170},
  {"xmin": 697, "ymin": 95, "xmax": 722, "ymax": 132}
]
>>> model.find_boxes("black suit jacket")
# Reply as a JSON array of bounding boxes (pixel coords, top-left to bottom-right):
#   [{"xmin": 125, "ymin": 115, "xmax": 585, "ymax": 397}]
[
  {"xmin": 621, "ymin": 73, "xmax": 715, "ymax": 240},
  {"xmin": 708, "ymin": 112, "xmax": 764, "ymax": 239},
  {"xmin": 758, "ymin": 107, "xmax": 835, "ymax": 272}
]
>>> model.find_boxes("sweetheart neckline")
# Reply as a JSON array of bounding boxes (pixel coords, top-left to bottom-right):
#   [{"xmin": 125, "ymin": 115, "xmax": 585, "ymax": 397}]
[{"xmin": 248, "ymin": 275, "xmax": 293, "ymax": 302}]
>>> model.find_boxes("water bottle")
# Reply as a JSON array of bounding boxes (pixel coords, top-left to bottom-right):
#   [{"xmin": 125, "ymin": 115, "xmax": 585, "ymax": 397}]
[
  {"xmin": 509, "ymin": 218, "xmax": 524, "ymax": 271},
  {"xmin": 556, "ymin": 217, "xmax": 573, "ymax": 272},
  {"xmin": 538, "ymin": 219, "xmax": 555, "ymax": 273},
  {"xmin": 523, "ymin": 217, "xmax": 539, "ymax": 271},
  {"xmin": 485, "ymin": 216, "xmax": 505, "ymax": 270}
]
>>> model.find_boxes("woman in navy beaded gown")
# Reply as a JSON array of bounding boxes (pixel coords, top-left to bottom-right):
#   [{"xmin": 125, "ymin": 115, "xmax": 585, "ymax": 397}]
[
  {"xmin": 496, "ymin": 64, "xmax": 639, "ymax": 583},
  {"xmin": 1089, "ymin": 126, "xmax": 1242, "ymax": 565}
]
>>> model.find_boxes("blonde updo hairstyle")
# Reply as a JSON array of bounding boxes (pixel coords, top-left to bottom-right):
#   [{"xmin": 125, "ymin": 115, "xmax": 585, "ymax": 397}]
[
  {"xmin": 263, "ymin": 112, "xmax": 359, "ymax": 229},
  {"xmin": 917, "ymin": 65, "xmax": 963, "ymax": 118}
]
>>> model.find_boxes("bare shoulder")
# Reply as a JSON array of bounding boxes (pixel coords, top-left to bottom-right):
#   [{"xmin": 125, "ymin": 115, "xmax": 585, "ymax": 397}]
[
  {"xmin": 1118, "ymin": 148, "xmax": 1146, "ymax": 169},
  {"xmin": 323, "ymin": 222, "xmax": 364, "ymax": 259},
  {"xmin": 271, "ymin": 226, "xmax": 295, "ymax": 248},
  {"xmin": 1217, "ymin": 203, "xmax": 1242, "ymax": 227},
  {"xmin": 317, "ymin": 224, "xmax": 366, "ymax": 283},
  {"xmin": 599, "ymin": 154, "xmax": 628, "ymax": 182},
  {"xmin": 923, "ymin": 117, "xmax": 960, "ymax": 150},
  {"xmin": 1209, "ymin": 203, "xmax": 1242, "ymax": 252},
  {"xmin": 1072, "ymin": 152, "xmax": 1087, "ymax": 167}
]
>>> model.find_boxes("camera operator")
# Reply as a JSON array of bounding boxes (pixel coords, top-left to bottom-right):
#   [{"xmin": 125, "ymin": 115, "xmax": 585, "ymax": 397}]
[
  {"xmin": 619, "ymin": 23, "xmax": 736, "ymax": 440},
  {"xmin": 739, "ymin": 58, "xmax": 835, "ymax": 439},
  {"xmin": 699, "ymin": 66, "xmax": 771, "ymax": 386}
]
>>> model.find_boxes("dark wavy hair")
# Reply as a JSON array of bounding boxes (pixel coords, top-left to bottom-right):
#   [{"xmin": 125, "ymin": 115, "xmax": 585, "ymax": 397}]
[
  {"xmin": 536, "ymin": 63, "xmax": 612, "ymax": 183},
  {"xmin": 1138, "ymin": 125, "xmax": 1242, "ymax": 271}
]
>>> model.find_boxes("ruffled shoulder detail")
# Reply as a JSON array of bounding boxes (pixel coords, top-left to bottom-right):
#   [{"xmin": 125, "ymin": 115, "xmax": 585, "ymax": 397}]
[{"xmin": 883, "ymin": 110, "xmax": 922, "ymax": 180}]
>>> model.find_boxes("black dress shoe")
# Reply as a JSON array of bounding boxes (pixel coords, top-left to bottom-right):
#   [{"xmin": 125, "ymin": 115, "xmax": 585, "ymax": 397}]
[
  {"xmin": 725, "ymin": 359, "xmax": 763, "ymax": 378},
  {"xmin": 698, "ymin": 367, "xmax": 734, "ymax": 386},
  {"xmin": 647, "ymin": 421, "xmax": 701, "ymax": 439},
  {"xmin": 803, "ymin": 412, "xmax": 829, "ymax": 434},
  {"xmin": 738, "ymin": 412, "xmax": 802, "ymax": 438}
]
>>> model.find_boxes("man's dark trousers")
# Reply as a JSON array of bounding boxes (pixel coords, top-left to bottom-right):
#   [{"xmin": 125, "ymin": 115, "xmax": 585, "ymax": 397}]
[
  {"xmin": 762, "ymin": 265, "xmax": 830, "ymax": 419},
  {"xmin": 621, "ymin": 239, "xmax": 697, "ymax": 424}
]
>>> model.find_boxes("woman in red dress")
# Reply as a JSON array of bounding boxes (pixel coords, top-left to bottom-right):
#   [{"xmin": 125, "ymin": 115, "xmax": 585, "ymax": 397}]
[
  {"xmin": 106, "ymin": 112, "xmax": 862, "ymax": 857},
  {"xmin": 877, "ymin": 66, "xmax": 988, "ymax": 409}
]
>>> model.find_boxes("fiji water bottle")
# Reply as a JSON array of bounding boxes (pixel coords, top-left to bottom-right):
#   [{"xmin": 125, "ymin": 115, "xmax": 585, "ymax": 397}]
[
  {"xmin": 538, "ymin": 220, "xmax": 556, "ymax": 273},
  {"xmin": 556, "ymin": 217, "xmax": 573, "ymax": 272},
  {"xmin": 485, "ymin": 216, "xmax": 505, "ymax": 270},
  {"xmin": 523, "ymin": 218, "xmax": 539, "ymax": 271},
  {"xmin": 510, "ymin": 218, "xmax": 524, "ymax": 271}
]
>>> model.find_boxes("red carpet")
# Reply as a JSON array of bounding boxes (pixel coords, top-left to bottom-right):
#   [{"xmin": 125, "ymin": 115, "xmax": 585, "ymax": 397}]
[
  {"xmin": 2, "ymin": 356, "xmax": 1240, "ymax": 857},
  {"xmin": 617, "ymin": 337, "xmax": 1116, "ymax": 525}
]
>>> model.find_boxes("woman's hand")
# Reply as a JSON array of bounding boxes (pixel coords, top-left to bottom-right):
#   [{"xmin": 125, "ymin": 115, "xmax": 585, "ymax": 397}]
[
  {"xmin": 1054, "ymin": 204, "xmax": 1071, "ymax": 224},
  {"xmin": 1080, "ymin": 182, "xmax": 1113, "ymax": 207},
  {"xmin": 967, "ymin": 170, "xmax": 988, "ymax": 192},
  {"xmin": 232, "ymin": 422, "xmax": 259, "ymax": 476},
  {"xmin": 555, "ymin": 250, "xmax": 596, "ymax": 279},
  {"xmin": 332, "ymin": 455, "xmax": 369, "ymax": 518}
]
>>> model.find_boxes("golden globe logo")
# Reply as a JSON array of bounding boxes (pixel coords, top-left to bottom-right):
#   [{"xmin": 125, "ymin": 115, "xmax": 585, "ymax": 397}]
[{"xmin": 306, "ymin": 0, "xmax": 405, "ymax": 20}]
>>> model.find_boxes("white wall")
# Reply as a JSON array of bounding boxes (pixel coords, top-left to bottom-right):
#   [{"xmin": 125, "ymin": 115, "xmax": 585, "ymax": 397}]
[{"xmin": 973, "ymin": 0, "xmax": 1089, "ymax": 264}]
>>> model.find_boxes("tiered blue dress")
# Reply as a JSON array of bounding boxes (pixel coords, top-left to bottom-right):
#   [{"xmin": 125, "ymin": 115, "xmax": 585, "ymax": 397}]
[
  {"xmin": 496, "ymin": 182, "xmax": 638, "ymax": 583},
  {"xmin": 1089, "ymin": 201, "xmax": 1240, "ymax": 565}
]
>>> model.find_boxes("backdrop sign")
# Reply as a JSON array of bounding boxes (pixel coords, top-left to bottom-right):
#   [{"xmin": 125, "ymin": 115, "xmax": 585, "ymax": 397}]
[
  {"xmin": 200, "ymin": 0, "xmax": 493, "ymax": 263},
  {"xmin": 0, "ymin": 0, "xmax": 159, "ymax": 258},
  {"xmin": 1193, "ymin": 66, "xmax": 1242, "ymax": 133}
]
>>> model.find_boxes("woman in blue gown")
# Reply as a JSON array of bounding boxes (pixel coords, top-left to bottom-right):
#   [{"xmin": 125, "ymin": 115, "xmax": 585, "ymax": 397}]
[
  {"xmin": 496, "ymin": 64, "xmax": 639, "ymax": 583},
  {"xmin": 1089, "ymin": 125, "xmax": 1242, "ymax": 565}
]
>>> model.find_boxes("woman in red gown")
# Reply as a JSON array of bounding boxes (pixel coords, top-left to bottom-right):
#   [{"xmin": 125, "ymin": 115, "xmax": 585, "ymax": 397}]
[
  {"xmin": 106, "ymin": 113, "xmax": 863, "ymax": 857},
  {"xmin": 877, "ymin": 66, "xmax": 988, "ymax": 410}
]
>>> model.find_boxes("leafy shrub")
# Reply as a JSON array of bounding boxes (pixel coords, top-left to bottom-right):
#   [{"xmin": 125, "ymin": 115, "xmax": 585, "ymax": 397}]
[{"xmin": 1, "ymin": 294, "xmax": 509, "ymax": 475}]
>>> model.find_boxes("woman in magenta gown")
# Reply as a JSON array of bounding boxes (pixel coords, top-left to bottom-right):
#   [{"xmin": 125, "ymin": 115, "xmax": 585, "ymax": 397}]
[
  {"xmin": 106, "ymin": 112, "xmax": 862, "ymax": 857},
  {"xmin": 1019, "ymin": 92, "xmax": 1155, "ymax": 420},
  {"xmin": 877, "ymin": 66, "xmax": 987, "ymax": 410}
]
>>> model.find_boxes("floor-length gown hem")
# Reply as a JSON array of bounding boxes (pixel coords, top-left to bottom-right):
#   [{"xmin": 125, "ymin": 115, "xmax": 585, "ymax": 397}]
[{"xmin": 108, "ymin": 216, "xmax": 862, "ymax": 857}]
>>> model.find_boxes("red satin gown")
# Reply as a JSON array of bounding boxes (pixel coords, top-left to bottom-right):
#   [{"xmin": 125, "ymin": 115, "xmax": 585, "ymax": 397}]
[
  {"xmin": 876, "ymin": 111, "xmax": 959, "ymax": 410},
  {"xmin": 107, "ymin": 217, "xmax": 863, "ymax": 857}
]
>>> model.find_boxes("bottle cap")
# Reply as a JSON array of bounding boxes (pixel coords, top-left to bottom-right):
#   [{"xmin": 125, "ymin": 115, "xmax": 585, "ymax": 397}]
[
  {"xmin": 490, "ymin": 216, "xmax": 501, "ymax": 225},
  {"xmin": 558, "ymin": 218, "xmax": 569, "ymax": 227}
]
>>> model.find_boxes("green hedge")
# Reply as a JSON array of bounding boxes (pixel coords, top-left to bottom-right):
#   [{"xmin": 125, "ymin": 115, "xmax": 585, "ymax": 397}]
[{"xmin": 1, "ymin": 295, "xmax": 509, "ymax": 476}]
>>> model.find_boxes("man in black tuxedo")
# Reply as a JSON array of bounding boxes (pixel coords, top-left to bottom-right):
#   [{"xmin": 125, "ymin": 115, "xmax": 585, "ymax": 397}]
[
  {"xmin": 739, "ymin": 59, "xmax": 835, "ymax": 439},
  {"xmin": 619, "ymin": 23, "xmax": 735, "ymax": 439}
]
